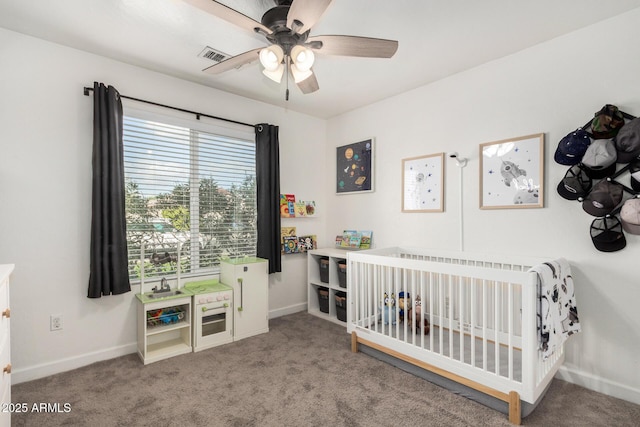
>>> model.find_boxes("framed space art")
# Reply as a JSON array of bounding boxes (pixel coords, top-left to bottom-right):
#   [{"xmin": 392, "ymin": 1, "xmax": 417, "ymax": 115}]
[
  {"xmin": 479, "ymin": 133, "xmax": 544, "ymax": 209},
  {"xmin": 402, "ymin": 152, "xmax": 444, "ymax": 212},
  {"xmin": 336, "ymin": 138, "xmax": 374, "ymax": 194}
]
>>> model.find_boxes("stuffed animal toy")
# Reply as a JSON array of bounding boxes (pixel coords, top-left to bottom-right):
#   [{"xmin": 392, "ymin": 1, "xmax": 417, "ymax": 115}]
[
  {"xmin": 397, "ymin": 291, "xmax": 410, "ymax": 322},
  {"xmin": 407, "ymin": 295, "xmax": 430, "ymax": 335},
  {"xmin": 381, "ymin": 292, "xmax": 396, "ymax": 325}
]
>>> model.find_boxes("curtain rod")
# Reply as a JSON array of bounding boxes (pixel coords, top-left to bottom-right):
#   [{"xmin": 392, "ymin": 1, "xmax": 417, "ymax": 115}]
[{"xmin": 83, "ymin": 86, "xmax": 256, "ymax": 129}]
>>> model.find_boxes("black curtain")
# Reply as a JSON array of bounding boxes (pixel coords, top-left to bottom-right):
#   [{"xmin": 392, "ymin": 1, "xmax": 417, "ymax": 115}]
[
  {"xmin": 255, "ymin": 124, "xmax": 282, "ymax": 274},
  {"xmin": 88, "ymin": 82, "xmax": 131, "ymax": 298}
]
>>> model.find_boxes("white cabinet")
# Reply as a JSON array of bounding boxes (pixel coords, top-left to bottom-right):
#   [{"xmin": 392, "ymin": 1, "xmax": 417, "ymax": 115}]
[
  {"xmin": 307, "ymin": 249, "xmax": 348, "ymax": 327},
  {"xmin": 0, "ymin": 265, "xmax": 13, "ymax": 427},
  {"xmin": 136, "ymin": 295, "xmax": 192, "ymax": 365},
  {"xmin": 220, "ymin": 258, "xmax": 269, "ymax": 341}
]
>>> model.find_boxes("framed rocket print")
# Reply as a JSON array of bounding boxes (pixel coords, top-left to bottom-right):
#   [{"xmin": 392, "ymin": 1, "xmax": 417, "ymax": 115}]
[
  {"xmin": 336, "ymin": 139, "xmax": 374, "ymax": 194},
  {"xmin": 479, "ymin": 133, "xmax": 544, "ymax": 209},
  {"xmin": 402, "ymin": 153, "xmax": 444, "ymax": 212}
]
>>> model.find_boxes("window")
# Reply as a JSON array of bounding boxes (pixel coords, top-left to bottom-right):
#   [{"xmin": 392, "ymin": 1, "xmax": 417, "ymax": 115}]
[{"xmin": 123, "ymin": 111, "xmax": 256, "ymax": 281}]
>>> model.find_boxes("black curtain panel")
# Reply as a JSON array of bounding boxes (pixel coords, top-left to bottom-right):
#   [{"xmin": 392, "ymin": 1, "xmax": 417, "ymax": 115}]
[
  {"xmin": 88, "ymin": 82, "xmax": 131, "ymax": 298},
  {"xmin": 255, "ymin": 124, "xmax": 282, "ymax": 274}
]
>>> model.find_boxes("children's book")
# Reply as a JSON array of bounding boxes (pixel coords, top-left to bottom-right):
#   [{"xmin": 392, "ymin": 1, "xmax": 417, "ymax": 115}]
[
  {"xmin": 280, "ymin": 194, "xmax": 296, "ymax": 218},
  {"xmin": 336, "ymin": 230, "xmax": 373, "ymax": 249},
  {"xmin": 360, "ymin": 230, "xmax": 373, "ymax": 249},
  {"xmin": 304, "ymin": 201, "xmax": 316, "ymax": 216},
  {"xmin": 283, "ymin": 236, "xmax": 299, "ymax": 253},
  {"xmin": 294, "ymin": 201, "xmax": 307, "ymax": 217},
  {"xmin": 297, "ymin": 235, "xmax": 317, "ymax": 252},
  {"xmin": 340, "ymin": 230, "xmax": 360, "ymax": 248},
  {"xmin": 281, "ymin": 227, "xmax": 297, "ymax": 239}
]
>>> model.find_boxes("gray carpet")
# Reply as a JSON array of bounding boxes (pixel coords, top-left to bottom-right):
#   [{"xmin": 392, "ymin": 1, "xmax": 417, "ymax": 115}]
[{"xmin": 11, "ymin": 312, "xmax": 640, "ymax": 426}]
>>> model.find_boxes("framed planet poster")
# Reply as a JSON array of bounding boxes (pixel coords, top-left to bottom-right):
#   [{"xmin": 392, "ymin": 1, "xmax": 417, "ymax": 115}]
[
  {"xmin": 479, "ymin": 133, "xmax": 544, "ymax": 209},
  {"xmin": 402, "ymin": 152, "xmax": 444, "ymax": 212},
  {"xmin": 336, "ymin": 139, "xmax": 374, "ymax": 194}
]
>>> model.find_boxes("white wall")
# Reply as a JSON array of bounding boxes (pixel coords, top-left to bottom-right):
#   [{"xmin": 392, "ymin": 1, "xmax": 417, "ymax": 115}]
[
  {"xmin": 0, "ymin": 28, "xmax": 326, "ymax": 383},
  {"xmin": 326, "ymin": 9, "xmax": 640, "ymax": 404}
]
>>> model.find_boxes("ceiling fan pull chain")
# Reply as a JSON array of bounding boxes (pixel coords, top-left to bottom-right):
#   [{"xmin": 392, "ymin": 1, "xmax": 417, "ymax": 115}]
[{"xmin": 285, "ymin": 56, "xmax": 290, "ymax": 101}]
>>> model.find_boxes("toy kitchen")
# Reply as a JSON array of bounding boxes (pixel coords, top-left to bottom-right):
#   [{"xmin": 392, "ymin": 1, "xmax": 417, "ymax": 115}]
[{"xmin": 135, "ymin": 254, "xmax": 269, "ymax": 365}]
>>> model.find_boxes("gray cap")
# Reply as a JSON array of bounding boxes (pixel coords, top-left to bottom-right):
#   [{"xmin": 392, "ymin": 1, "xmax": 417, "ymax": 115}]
[
  {"xmin": 581, "ymin": 139, "xmax": 617, "ymax": 179},
  {"xmin": 614, "ymin": 118, "xmax": 640, "ymax": 163},
  {"xmin": 620, "ymin": 198, "xmax": 640, "ymax": 235},
  {"xmin": 582, "ymin": 180, "xmax": 623, "ymax": 217}
]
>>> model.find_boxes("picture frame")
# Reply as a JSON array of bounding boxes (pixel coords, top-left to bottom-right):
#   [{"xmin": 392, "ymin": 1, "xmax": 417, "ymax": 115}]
[
  {"xmin": 479, "ymin": 133, "xmax": 544, "ymax": 209},
  {"xmin": 402, "ymin": 152, "xmax": 444, "ymax": 212},
  {"xmin": 336, "ymin": 138, "xmax": 374, "ymax": 194}
]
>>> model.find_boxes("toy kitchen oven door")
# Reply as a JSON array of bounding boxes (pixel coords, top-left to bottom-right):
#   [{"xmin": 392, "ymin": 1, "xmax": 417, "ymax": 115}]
[{"xmin": 192, "ymin": 284, "xmax": 233, "ymax": 352}]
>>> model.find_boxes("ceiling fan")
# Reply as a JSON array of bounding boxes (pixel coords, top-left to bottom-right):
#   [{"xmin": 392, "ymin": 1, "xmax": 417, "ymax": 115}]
[{"xmin": 183, "ymin": 0, "xmax": 399, "ymax": 99}]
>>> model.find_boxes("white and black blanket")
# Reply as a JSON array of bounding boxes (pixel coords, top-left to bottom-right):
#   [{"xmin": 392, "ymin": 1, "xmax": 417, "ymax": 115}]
[{"xmin": 530, "ymin": 258, "xmax": 581, "ymax": 360}]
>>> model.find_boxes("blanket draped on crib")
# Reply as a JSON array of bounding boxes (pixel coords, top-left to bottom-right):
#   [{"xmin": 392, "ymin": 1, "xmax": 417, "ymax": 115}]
[{"xmin": 530, "ymin": 258, "xmax": 581, "ymax": 360}]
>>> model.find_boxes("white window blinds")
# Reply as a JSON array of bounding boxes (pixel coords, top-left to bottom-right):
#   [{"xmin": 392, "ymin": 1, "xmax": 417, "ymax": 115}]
[{"xmin": 123, "ymin": 114, "xmax": 256, "ymax": 280}]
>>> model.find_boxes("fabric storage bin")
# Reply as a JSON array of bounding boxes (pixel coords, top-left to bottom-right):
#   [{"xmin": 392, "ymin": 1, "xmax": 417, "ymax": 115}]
[
  {"xmin": 319, "ymin": 257, "xmax": 329, "ymax": 283},
  {"xmin": 335, "ymin": 291, "xmax": 347, "ymax": 322},
  {"xmin": 317, "ymin": 286, "xmax": 330, "ymax": 313},
  {"xmin": 337, "ymin": 260, "xmax": 347, "ymax": 288}
]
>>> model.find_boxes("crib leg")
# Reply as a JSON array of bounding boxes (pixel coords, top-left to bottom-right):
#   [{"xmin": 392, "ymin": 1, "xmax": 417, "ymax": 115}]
[
  {"xmin": 508, "ymin": 391, "xmax": 521, "ymax": 425},
  {"xmin": 351, "ymin": 331, "xmax": 359, "ymax": 353}
]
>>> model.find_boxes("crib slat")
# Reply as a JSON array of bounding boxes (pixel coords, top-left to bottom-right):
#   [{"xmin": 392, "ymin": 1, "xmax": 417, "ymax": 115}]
[
  {"xmin": 459, "ymin": 274, "xmax": 464, "ymax": 364},
  {"xmin": 429, "ymin": 271, "xmax": 434, "ymax": 352},
  {"xmin": 439, "ymin": 273, "xmax": 444, "ymax": 357},
  {"xmin": 448, "ymin": 274, "xmax": 453, "ymax": 359},
  {"xmin": 508, "ymin": 281, "xmax": 514, "ymax": 380},
  {"xmin": 470, "ymin": 278, "xmax": 476, "ymax": 368},
  {"xmin": 482, "ymin": 279, "xmax": 488, "ymax": 372},
  {"xmin": 495, "ymin": 280, "xmax": 501, "ymax": 375}
]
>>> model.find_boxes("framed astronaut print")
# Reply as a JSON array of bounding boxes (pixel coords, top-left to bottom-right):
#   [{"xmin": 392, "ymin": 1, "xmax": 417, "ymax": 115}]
[
  {"xmin": 479, "ymin": 133, "xmax": 544, "ymax": 209},
  {"xmin": 402, "ymin": 153, "xmax": 444, "ymax": 212}
]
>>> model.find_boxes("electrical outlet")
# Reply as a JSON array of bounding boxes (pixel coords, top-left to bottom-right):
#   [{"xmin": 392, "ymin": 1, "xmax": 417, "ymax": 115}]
[{"xmin": 50, "ymin": 315, "xmax": 63, "ymax": 331}]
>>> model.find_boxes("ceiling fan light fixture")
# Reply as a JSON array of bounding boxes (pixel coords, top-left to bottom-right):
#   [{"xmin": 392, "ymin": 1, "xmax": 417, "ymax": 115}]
[
  {"xmin": 259, "ymin": 45, "xmax": 284, "ymax": 71},
  {"xmin": 290, "ymin": 45, "xmax": 315, "ymax": 72},
  {"xmin": 290, "ymin": 62, "xmax": 313, "ymax": 83},
  {"xmin": 262, "ymin": 63, "xmax": 285, "ymax": 83}
]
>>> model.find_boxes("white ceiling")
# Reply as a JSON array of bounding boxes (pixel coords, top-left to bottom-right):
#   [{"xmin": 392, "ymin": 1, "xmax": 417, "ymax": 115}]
[{"xmin": 2, "ymin": 0, "xmax": 640, "ymax": 119}]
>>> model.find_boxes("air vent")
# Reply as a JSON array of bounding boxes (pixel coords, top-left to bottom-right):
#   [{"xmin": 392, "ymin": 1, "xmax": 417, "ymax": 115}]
[{"xmin": 198, "ymin": 46, "xmax": 230, "ymax": 63}]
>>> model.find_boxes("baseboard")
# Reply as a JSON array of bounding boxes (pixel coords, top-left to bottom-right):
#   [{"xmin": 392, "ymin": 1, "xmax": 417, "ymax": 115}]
[
  {"xmin": 556, "ymin": 365, "xmax": 640, "ymax": 405},
  {"xmin": 12, "ymin": 342, "xmax": 137, "ymax": 385},
  {"xmin": 269, "ymin": 302, "xmax": 306, "ymax": 319},
  {"xmin": 13, "ymin": 304, "xmax": 306, "ymax": 385}
]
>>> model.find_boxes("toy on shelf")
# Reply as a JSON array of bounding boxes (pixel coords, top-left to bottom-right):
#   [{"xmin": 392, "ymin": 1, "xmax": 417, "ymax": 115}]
[{"xmin": 146, "ymin": 307, "xmax": 185, "ymax": 328}]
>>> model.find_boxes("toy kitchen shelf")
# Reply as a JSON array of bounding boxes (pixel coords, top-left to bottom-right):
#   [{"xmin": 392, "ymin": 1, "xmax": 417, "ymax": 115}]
[
  {"xmin": 136, "ymin": 293, "xmax": 192, "ymax": 365},
  {"xmin": 307, "ymin": 248, "xmax": 349, "ymax": 327}
]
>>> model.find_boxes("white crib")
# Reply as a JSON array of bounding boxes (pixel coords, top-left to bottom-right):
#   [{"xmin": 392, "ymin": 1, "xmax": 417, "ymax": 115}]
[{"xmin": 347, "ymin": 247, "xmax": 565, "ymax": 425}]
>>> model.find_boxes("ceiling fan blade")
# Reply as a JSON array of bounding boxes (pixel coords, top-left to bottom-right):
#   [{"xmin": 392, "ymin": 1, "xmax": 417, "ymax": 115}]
[
  {"xmin": 307, "ymin": 35, "xmax": 398, "ymax": 58},
  {"xmin": 183, "ymin": 0, "xmax": 272, "ymax": 35},
  {"xmin": 287, "ymin": 0, "xmax": 334, "ymax": 34},
  {"xmin": 202, "ymin": 48, "xmax": 262, "ymax": 74},
  {"xmin": 296, "ymin": 70, "xmax": 319, "ymax": 94}
]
